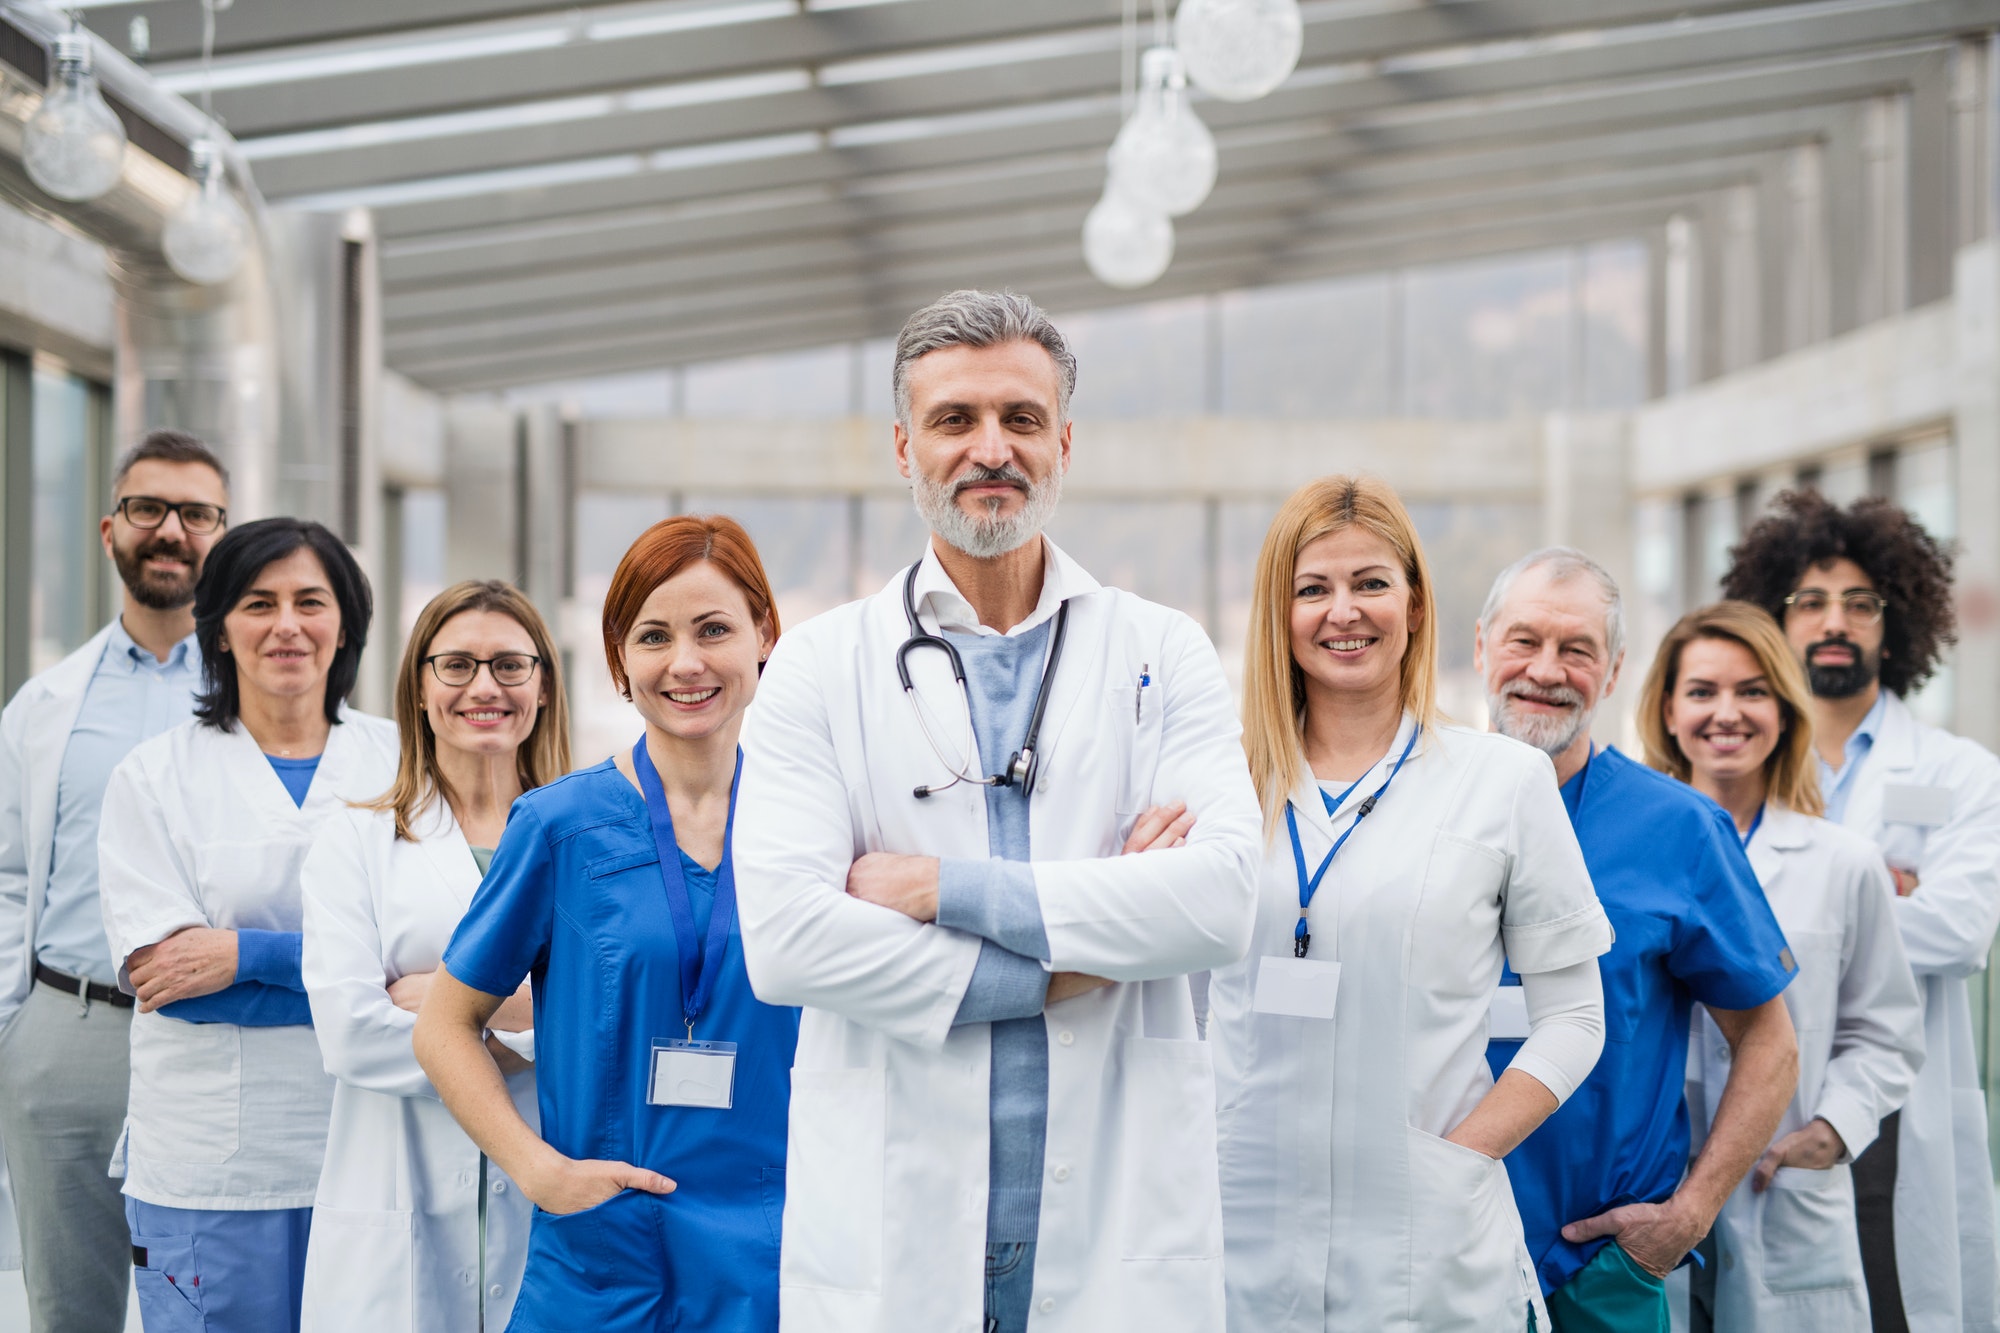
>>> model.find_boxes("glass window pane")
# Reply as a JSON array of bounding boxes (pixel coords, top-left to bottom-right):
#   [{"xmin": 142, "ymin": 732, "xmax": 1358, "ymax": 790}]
[
  {"xmin": 1055, "ymin": 297, "xmax": 1208, "ymax": 419},
  {"xmin": 1580, "ymin": 241, "xmax": 1648, "ymax": 410},
  {"xmin": 1404, "ymin": 249, "xmax": 1573, "ymax": 419},
  {"xmin": 1219, "ymin": 275, "xmax": 1393, "ymax": 418},
  {"xmin": 31, "ymin": 366, "xmax": 93, "ymax": 675},
  {"xmin": 505, "ymin": 371, "xmax": 674, "ymax": 419},
  {"xmin": 398, "ymin": 487, "xmax": 447, "ymax": 641},
  {"xmin": 684, "ymin": 346, "xmax": 851, "ymax": 418},
  {"xmin": 1045, "ymin": 501, "xmax": 1207, "ymax": 625}
]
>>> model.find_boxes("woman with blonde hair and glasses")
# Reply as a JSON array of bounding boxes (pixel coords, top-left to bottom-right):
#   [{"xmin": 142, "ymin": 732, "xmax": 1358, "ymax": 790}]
[
  {"xmin": 1638, "ymin": 601, "xmax": 1921, "ymax": 1332},
  {"xmin": 298, "ymin": 579, "xmax": 571, "ymax": 1331},
  {"xmin": 1208, "ymin": 476, "xmax": 1612, "ymax": 1331}
]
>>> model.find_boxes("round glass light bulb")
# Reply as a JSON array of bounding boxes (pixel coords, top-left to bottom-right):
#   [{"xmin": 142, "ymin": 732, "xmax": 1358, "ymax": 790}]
[
  {"xmin": 163, "ymin": 143, "xmax": 250, "ymax": 286},
  {"xmin": 1174, "ymin": 0, "xmax": 1304, "ymax": 102},
  {"xmin": 1106, "ymin": 46, "xmax": 1217, "ymax": 219},
  {"xmin": 1083, "ymin": 188, "xmax": 1173, "ymax": 290},
  {"xmin": 22, "ymin": 33, "xmax": 128, "ymax": 203}
]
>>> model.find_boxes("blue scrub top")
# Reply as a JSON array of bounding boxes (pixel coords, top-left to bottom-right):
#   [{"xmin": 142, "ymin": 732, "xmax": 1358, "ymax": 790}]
[
  {"xmin": 1487, "ymin": 746, "xmax": 1794, "ymax": 1296},
  {"xmin": 444, "ymin": 759, "xmax": 801, "ymax": 1332}
]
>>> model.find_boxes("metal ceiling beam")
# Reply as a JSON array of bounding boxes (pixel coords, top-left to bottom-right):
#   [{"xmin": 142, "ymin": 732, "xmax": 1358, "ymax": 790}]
[
  {"xmin": 389, "ymin": 172, "xmax": 1726, "ymax": 376},
  {"xmin": 411, "ymin": 201, "xmax": 1677, "ymax": 392},
  {"xmin": 376, "ymin": 101, "xmax": 1850, "ymax": 289},
  {"xmin": 380, "ymin": 148, "xmax": 1776, "ymax": 332},
  {"xmin": 243, "ymin": 0, "xmax": 1987, "ymax": 198},
  {"xmin": 357, "ymin": 41, "xmax": 1950, "ymax": 239}
]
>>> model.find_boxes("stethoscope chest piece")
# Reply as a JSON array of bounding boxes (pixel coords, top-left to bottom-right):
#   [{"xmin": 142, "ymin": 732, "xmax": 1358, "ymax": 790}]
[{"xmin": 898, "ymin": 559, "xmax": 1069, "ymax": 803}]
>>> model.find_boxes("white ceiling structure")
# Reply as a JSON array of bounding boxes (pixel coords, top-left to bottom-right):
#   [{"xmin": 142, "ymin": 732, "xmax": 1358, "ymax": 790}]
[{"xmin": 70, "ymin": 0, "xmax": 2000, "ymax": 391}]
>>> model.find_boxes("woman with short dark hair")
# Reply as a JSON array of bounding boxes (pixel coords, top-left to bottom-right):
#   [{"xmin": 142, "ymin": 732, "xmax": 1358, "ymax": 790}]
[{"xmin": 98, "ymin": 517, "xmax": 399, "ymax": 1332}]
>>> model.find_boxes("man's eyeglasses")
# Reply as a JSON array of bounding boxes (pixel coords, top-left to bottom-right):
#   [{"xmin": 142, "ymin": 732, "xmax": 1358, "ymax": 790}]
[
  {"xmin": 116, "ymin": 496, "xmax": 226, "ymax": 535},
  {"xmin": 424, "ymin": 653, "xmax": 541, "ymax": 688},
  {"xmin": 1782, "ymin": 590, "xmax": 1887, "ymax": 625}
]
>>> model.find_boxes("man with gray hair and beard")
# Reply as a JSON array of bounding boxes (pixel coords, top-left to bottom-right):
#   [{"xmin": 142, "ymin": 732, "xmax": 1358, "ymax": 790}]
[
  {"xmin": 1474, "ymin": 547, "xmax": 1799, "ymax": 1332},
  {"xmin": 733, "ymin": 290, "xmax": 1261, "ymax": 1333}
]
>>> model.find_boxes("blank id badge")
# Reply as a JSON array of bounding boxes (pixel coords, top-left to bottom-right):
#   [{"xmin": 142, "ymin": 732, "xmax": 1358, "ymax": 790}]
[{"xmin": 649, "ymin": 1038, "xmax": 737, "ymax": 1109}]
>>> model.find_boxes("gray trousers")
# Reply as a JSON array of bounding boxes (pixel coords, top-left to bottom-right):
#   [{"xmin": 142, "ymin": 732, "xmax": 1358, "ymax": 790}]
[{"xmin": 0, "ymin": 978, "xmax": 132, "ymax": 1333}]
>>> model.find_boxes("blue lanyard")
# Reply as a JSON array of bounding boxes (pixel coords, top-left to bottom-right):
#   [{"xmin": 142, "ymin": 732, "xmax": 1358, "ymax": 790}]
[
  {"xmin": 633, "ymin": 737, "xmax": 741, "ymax": 1038},
  {"xmin": 1740, "ymin": 803, "xmax": 1765, "ymax": 849},
  {"xmin": 1284, "ymin": 724, "xmax": 1420, "ymax": 958}
]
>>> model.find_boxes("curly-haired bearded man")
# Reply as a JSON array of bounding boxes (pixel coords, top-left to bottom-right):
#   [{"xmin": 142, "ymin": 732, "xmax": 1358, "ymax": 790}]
[{"xmin": 1725, "ymin": 490, "xmax": 2000, "ymax": 1333}]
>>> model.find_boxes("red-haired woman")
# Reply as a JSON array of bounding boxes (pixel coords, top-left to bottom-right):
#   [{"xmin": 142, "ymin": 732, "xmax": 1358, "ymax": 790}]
[{"xmin": 415, "ymin": 516, "xmax": 799, "ymax": 1332}]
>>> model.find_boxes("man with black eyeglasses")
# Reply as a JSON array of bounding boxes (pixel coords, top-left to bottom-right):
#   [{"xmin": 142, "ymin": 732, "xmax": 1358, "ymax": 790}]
[
  {"xmin": 1725, "ymin": 489, "xmax": 2000, "ymax": 1333},
  {"xmin": 0, "ymin": 430, "xmax": 228, "ymax": 1332}
]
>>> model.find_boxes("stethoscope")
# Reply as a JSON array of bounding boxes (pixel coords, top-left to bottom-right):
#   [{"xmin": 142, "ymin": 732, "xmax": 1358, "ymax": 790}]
[{"xmin": 898, "ymin": 560, "xmax": 1070, "ymax": 801}]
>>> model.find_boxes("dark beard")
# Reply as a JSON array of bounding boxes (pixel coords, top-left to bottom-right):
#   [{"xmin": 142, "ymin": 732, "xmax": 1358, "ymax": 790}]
[
  {"xmin": 1806, "ymin": 641, "xmax": 1879, "ymax": 699},
  {"xmin": 113, "ymin": 536, "xmax": 198, "ymax": 611}
]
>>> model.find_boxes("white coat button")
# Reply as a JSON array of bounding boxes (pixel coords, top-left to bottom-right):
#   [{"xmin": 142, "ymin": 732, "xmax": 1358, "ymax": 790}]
[
  {"xmin": 1057, "ymin": 1030, "xmax": 1074, "ymax": 1046},
  {"xmin": 489, "ymin": 1284, "xmax": 504, "ymax": 1298},
  {"xmin": 491, "ymin": 1180, "xmax": 507, "ymax": 1194},
  {"xmin": 1039, "ymin": 1298, "xmax": 1055, "ymax": 1314},
  {"xmin": 1051, "ymin": 1164, "xmax": 1071, "ymax": 1182}
]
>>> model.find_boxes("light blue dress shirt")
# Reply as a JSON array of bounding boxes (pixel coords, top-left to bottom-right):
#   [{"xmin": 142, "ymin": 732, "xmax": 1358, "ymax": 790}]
[
  {"xmin": 1820, "ymin": 691, "xmax": 1890, "ymax": 824},
  {"xmin": 40, "ymin": 621, "xmax": 201, "ymax": 984}
]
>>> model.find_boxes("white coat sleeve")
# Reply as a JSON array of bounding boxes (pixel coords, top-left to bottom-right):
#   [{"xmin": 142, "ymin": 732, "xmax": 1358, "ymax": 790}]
[
  {"xmin": 1816, "ymin": 853, "xmax": 1926, "ymax": 1160},
  {"xmin": 0, "ymin": 695, "xmax": 35, "ymax": 1033},
  {"xmin": 97, "ymin": 753, "xmax": 208, "ymax": 990},
  {"xmin": 1894, "ymin": 743, "xmax": 2000, "ymax": 979},
  {"xmin": 734, "ymin": 625, "xmax": 984, "ymax": 1052},
  {"xmin": 1031, "ymin": 618, "xmax": 1262, "ymax": 980},
  {"xmin": 1505, "ymin": 957, "xmax": 1605, "ymax": 1106},
  {"xmin": 300, "ymin": 816, "xmax": 440, "ymax": 1101},
  {"xmin": 1500, "ymin": 749, "xmax": 1613, "ymax": 974}
]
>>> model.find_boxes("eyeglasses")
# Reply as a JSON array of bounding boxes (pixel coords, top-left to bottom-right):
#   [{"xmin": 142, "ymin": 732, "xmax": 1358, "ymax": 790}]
[
  {"xmin": 116, "ymin": 496, "xmax": 226, "ymax": 534},
  {"xmin": 423, "ymin": 653, "xmax": 541, "ymax": 687},
  {"xmin": 1782, "ymin": 590, "xmax": 1887, "ymax": 625}
]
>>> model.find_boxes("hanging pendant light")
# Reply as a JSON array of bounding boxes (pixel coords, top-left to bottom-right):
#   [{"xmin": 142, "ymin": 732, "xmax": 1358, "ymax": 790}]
[
  {"xmin": 1106, "ymin": 45, "xmax": 1216, "ymax": 219},
  {"xmin": 163, "ymin": 138, "xmax": 249, "ymax": 285},
  {"xmin": 1174, "ymin": 0, "xmax": 1304, "ymax": 102},
  {"xmin": 22, "ymin": 28, "xmax": 128, "ymax": 202},
  {"xmin": 1083, "ymin": 187, "xmax": 1174, "ymax": 290}
]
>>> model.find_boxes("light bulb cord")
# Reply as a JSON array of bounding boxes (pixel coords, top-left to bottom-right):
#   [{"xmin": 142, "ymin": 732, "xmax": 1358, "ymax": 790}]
[
  {"xmin": 1121, "ymin": 0, "xmax": 1138, "ymax": 120},
  {"xmin": 199, "ymin": 0, "xmax": 216, "ymax": 122}
]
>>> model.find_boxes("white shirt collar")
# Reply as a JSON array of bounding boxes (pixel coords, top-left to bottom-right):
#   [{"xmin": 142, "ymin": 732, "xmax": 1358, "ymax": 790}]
[{"xmin": 909, "ymin": 535, "xmax": 1100, "ymax": 638}]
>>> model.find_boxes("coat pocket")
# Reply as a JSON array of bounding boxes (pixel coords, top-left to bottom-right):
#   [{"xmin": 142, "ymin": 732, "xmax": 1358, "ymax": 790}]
[
  {"xmin": 300, "ymin": 1208, "xmax": 414, "ymax": 1332},
  {"xmin": 1760, "ymin": 1165, "xmax": 1861, "ymax": 1294},
  {"xmin": 1404, "ymin": 1125, "xmax": 1519, "ymax": 1326},
  {"xmin": 130, "ymin": 1019, "xmax": 241, "ymax": 1165},
  {"xmin": 781, "ymin": 1067, "xmax": 884, "ymax": 1293},
  {"xmin": 1117, "ymin": 1037, "xmax": 1222, "ymax": 1261}
]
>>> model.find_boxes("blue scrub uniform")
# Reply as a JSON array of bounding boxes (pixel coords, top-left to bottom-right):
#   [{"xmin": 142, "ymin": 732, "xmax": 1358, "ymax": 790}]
[{"xmin": 443, "ymin": 759, "xmax": 800, "ymax": 1332}]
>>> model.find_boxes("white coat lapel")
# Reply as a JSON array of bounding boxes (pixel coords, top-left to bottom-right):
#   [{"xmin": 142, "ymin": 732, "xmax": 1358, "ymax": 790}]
[
  {"xmin": 412, "ymin": 803, "xmax": 482, "ymax": 911},
  {"xmin": 23, "ymin": 624, "xmax": 119, "ymax": 880},
  {"xmin": 1747, "ymin": 803, "xmax": 1810, "ymax": 884},
  {"xmin": 1844, "ymin": 694, "xmax": 1917, "ymax": 836}
]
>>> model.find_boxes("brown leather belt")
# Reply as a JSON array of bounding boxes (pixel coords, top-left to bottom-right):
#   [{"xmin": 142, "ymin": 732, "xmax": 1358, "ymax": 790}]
[{"xmin": 34, "ymin": 961, "xmax": 134, "ymax": 1008}]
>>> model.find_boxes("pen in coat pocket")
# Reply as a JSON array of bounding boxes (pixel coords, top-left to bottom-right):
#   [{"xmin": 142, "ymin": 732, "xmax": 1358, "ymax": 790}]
[{"xmin": 1135, "ymin": 664, "xmax": 1150, "ymax": 723}]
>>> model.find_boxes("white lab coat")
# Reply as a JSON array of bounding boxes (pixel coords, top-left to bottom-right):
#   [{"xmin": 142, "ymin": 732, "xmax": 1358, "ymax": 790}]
[
  {"xmin": 1686, "ymin": 802, "xmax": 1924, "ymax": 1331},
  {"xmin": 97, "ymin": 710, "xmax": 400, "ymax": 1210},
  {"xmin": 0, "ymin": 621, "xmax": 121, "ymax": 1268},
  {"xmin": 1209, "ymin": 720, "xmax": 1613, "ymax": 1333},
  {"xmin": 1832, "ymin": 691, "xmax": 2000, "ymax": 1333},
  {"xmin": 299, "ymin": 801, "xmax": 538, "ymax": 1333},
  {"xmin": 734, "ymin": 541, "xmax": 1264, "ymax": 1333}
]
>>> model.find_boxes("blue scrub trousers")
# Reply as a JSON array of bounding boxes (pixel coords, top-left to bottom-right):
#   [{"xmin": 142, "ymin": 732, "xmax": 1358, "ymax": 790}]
[{"xmin": 126, "ymin": 1196, "xmax": 312, "ymax": 1331}]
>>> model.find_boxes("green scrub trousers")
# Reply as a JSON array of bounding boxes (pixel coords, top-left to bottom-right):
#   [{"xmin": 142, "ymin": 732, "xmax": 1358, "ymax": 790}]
[{"xmin": 1546, "ymin": 1242, "xmax": 1670, "ymax": 1333}]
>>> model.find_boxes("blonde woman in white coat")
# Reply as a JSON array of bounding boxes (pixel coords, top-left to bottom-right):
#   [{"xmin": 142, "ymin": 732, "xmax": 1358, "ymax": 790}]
[
  {"xmin": 300, "ymin": 580, "xmax": 572, "ymax": 1332},
  {"xmin": 1639, "ymin": 601, "xmax": 1923, "ymax": 1332},
  {"xmin": 1209, "ymin": 476, "xmax": 1614, "ymax": 1332}
]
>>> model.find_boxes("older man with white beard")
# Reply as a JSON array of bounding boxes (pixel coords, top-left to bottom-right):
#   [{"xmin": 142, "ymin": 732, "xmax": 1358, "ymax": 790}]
[
  {"xmin": 1473, "ymin": 547, "xmax": 1799, "ymax": 1333},
  {"xmin": 732, "ymin": 289, "xmax": 1261, "ymax": 1333}
]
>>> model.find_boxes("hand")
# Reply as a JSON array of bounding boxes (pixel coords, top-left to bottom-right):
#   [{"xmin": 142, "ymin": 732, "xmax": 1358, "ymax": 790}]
[
  {"xmin": 1751, "ymin": 1117, "xmax": 1847, "ymax": 1191},
  {"xmin": 485, "ymin": 1033, "xmax": 533, "ymax": 1077},
  {"xmin": 1560, "ymin": 1197, "xmax": 1707, "ymax": 1279},
  {"xmin": 387, "ymin": 970, "xmax": 434, "ymax": 1014},
  {"xmin": 845, "ymin": 853, "xmax": 940, "ymax": 922},
  {"xmin": 127, "ymin": 927, "xmax": 238, "ymax": 1012},
  {"xmin": 1889, "ymin": 865, "xmax": 1920, "ymax": 897},
  {"xmin": 525, "ymin": 1154, "xmax": 675, "ymax": 1215},
  {"xmin": 1122, "ymin": 802, "xmax": 1194, "ymax": 855},
  {"xmin": 1046, "ymin": 972, "xmax": 1113, "ymax": 1005},
  {"xmin": 487, "ymin": 981, "xmax": 534, "ymax": 1033}
]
